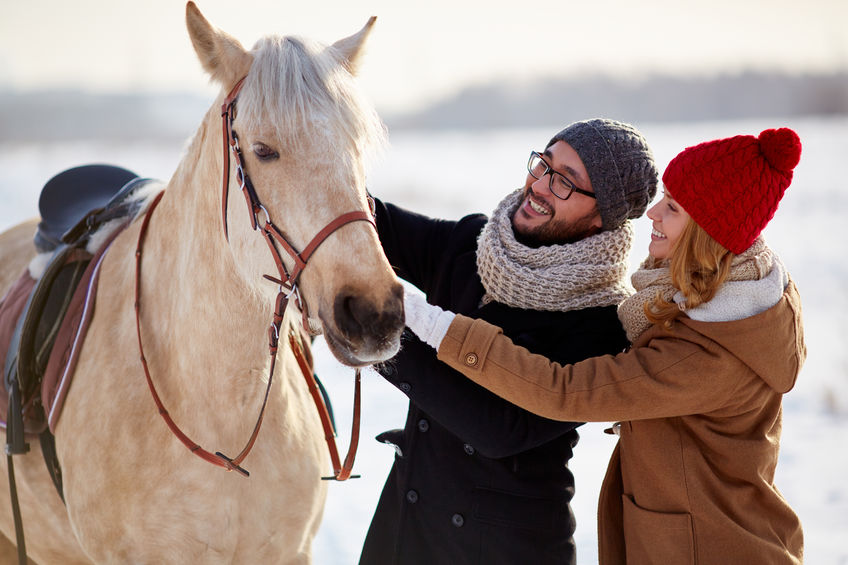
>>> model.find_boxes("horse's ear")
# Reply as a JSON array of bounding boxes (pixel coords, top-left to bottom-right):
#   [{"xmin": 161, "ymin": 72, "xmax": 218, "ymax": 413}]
[
  {"xmin": 330, "ymin": 16, "xmax": 376, "ymax": 75},
  {"xmin": 186, "ymin": 1, "xmax": 253, "ymax": 86}
]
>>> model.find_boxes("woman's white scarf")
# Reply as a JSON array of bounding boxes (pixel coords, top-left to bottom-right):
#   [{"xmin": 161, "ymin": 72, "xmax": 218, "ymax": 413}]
[
  {"xmin": 617, "ymin": 237, "xmax": 779, "ymax": 342},
  {"xmin": 476, "ymin": 189, "xmax": 635, "ymax": 312}
]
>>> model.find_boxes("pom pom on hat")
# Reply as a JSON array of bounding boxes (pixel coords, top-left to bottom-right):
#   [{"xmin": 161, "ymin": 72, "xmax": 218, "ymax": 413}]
[
  {"xmin": 661, "ymin": 127, "xmax": 801, "ymax": 254},
  {"xmin": 759, "ymin": 128, "xmax": 802, "ymax": 172}
]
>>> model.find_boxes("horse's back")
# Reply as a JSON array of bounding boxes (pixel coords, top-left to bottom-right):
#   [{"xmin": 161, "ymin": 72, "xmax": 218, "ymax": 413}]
[{"xmin": 0, "ymin": 219, "xmax": 38, "ymax": 296}]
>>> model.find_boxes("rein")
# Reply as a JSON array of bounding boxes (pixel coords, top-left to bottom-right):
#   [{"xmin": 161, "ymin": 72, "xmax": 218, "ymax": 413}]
[{"xmin": 133, "ymin": 76, "xmax": 373, "ymax": 480}]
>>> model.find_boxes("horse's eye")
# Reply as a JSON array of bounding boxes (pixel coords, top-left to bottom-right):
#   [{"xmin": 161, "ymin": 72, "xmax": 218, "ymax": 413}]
[{"xmin": 253, "ymin": 143, "xmax": 279, "ymax": 161}]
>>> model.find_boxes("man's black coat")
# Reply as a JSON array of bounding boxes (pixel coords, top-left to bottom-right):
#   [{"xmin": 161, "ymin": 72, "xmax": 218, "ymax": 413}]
[{"xmin": 359, "ymin": 199, "xmax": 628, "ymax": 565}]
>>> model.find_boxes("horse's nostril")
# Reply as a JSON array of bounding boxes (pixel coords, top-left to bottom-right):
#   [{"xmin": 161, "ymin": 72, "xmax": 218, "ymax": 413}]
[
  {"xmin": 335, "ymin": 293, "xmax": 376, "ymax": 338},
  {"xmin": 334, "ymin": 285, "xmax": 405, "ymax": 342}
]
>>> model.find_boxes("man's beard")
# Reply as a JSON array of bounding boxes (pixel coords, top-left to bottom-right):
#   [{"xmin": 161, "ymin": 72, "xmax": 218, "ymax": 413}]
[{"xmin": 512, "ymin": 204, "xmax": 601, "ymax": 248}]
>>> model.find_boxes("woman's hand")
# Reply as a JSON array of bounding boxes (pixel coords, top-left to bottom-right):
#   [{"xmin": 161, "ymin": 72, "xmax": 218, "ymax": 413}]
[{"xmin": 403, "ymin": 291, "xmax": 455, "ymax": 350}]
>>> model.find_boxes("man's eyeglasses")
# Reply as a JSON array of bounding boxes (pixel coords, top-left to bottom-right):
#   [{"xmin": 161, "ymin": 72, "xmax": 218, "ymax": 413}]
[{"xmin": 527, "ymin": 151, "xmax": 596, "ymax": 201}]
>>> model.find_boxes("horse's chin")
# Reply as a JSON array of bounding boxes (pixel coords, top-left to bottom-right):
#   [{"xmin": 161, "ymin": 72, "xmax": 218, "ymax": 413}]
[{"xmin": 322, "ymin": 325, "xmax": 401, "ymax": 368}]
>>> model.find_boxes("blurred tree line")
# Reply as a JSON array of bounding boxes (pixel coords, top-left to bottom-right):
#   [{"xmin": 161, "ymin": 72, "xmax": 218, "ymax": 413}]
[
  {"xmin": 1, "ymin": 70, "xmax": 846, "ymax": 141},
  {"xmin": 387, "ymin": 70, "xmax": 848, "ymax": 129}
]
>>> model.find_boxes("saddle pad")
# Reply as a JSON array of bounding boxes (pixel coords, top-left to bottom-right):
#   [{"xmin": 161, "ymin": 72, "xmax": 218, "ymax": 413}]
[
  {"xmin": 43, "ymin": 229, "xmax": 123, "ymax": 432},
  {"xmin": 0, "ymin": 225, "xmax": 125, "ymax": 434},
  {"xmin": 0, "ymin": 275, "xmax": 37, "ymax": 428}
]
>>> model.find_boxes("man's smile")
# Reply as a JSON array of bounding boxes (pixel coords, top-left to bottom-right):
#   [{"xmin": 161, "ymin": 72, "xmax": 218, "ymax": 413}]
[{"xmin": 521, "ymin": 189, "xmax": 553, "ymax": 217}]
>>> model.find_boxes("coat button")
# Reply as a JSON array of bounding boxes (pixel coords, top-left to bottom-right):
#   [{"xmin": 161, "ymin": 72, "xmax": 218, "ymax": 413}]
[
  {"xmin": 399, "ymin": 382, "xmax": 412, "ymax": 393},
  {"xmin": 463, "ymin": 443, "xmax": 475, "ymax": 455},
  {"xmin": 406, "ymin": 490, "xmax": 419, "ymax": 504},
  {"xmin": 417, "ymin": 419, "xmax": 430, "ymax": 432},
  {"xmin": 464, "ymin": 353, "xmax": 478, "ymax": 366},
  {"xmin": 451, "ymin": 513, "xmax": 464, "ymax": 527}
]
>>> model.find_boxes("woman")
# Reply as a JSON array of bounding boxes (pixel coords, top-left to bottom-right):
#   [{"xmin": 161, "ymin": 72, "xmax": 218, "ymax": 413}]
[{"xmin": 402, "ymin": 128, "xmax": 805, "ymax": 564}]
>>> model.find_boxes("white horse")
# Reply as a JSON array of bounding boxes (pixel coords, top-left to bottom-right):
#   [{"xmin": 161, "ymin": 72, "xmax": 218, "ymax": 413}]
[{"xmin": 0, "ymin": 3, "xmax": 404, "ymax": 563}]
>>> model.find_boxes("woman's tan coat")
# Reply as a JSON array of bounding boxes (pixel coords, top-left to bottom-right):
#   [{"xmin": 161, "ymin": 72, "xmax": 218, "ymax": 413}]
[{"xmin": 437, "ymin": 281, "xmax": 805, "ymax": 564}]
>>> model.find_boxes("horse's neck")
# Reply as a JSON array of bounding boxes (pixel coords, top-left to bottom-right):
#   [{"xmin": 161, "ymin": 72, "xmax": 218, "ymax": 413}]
[{"xmin": 136, "ymin": 111, "xmax": 281, "ymax": 394}]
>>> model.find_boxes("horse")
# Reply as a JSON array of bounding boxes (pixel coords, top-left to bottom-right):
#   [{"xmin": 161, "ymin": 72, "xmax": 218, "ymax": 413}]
[{"xmin": 0, "ymin": 2, "xmax": 405, "ymax": 563}]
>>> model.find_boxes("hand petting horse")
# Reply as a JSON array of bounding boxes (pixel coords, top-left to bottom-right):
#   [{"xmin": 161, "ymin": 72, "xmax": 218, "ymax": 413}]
[{"xmin": 0, "ymin": 3, "xmax": 404, "ymax": 563}]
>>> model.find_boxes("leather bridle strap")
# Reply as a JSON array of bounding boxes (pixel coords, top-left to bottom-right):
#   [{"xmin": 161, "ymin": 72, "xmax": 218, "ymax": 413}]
[
  {"xmin": 221, "ymin": 77, "xmax": 247, "ymax": 241},
  {"xmin": 221, "ymin": 76, "xmax": 278, "ymax": 238},
  {"xmin": 135, "ymin": 191, "xmax": 267, "ymax": 477},
  {"xmin": 288, "ymin": 332, "xmax": 361, "ymax": 481},
  {"xmin": 259, "ymin": 210, "xmax": 374, "ymax": 332},
  {"xmin": 265, "ymin": 210, "xmax": 375, "ymax": 283}
]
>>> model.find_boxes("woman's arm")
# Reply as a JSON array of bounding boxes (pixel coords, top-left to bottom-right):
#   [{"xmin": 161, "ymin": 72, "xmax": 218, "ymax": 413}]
[{"xmin": 433, "ymin": 313, "xmax": 741, "ymax": 423}]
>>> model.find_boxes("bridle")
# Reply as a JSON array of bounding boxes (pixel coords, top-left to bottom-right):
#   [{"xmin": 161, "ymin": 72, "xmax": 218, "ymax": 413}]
[
  {"xmin": 220, "ymin": 77, "xmax": 376, "ymax": 333},
  {"xmin": 133, "ymin": 76, "xmax": 373, "ymax": 480}
]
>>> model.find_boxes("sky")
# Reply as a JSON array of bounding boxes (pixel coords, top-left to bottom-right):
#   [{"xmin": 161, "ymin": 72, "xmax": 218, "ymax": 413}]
[{"xmin": 0, "ymin": 0, "xmax": 846, "ymax": 113}]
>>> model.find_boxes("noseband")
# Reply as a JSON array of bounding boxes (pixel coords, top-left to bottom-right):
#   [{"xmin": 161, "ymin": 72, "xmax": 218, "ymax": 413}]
[{"xmin": 134, "ymin": 77, "xmax": 373, "ymax": 480}]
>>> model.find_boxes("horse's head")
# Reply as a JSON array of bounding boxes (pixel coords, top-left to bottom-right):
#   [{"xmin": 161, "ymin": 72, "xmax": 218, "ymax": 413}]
[{"xmin": 185, "ymin": 2, "xmax": 404, "ymax": 366}]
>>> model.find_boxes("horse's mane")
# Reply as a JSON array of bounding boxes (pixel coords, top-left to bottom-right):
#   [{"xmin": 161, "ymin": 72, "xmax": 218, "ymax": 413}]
[{"xmin": 237, "ymin": 35, "xmax": 387, "ymax": 167}]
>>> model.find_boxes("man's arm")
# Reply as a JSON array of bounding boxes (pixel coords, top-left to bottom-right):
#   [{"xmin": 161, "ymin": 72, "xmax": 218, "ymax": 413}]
[
  {"xmin": 373, "ymin": 199, "xmax": 582, "ymax": 456},
  {"xmin": 372, "ymin": 197, "xmax": 484, "ymax": 295}
]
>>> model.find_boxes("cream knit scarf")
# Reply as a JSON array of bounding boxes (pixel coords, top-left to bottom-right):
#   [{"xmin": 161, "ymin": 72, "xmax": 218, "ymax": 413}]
[
  {"xmin": 617, "ymin": 237, "xmax": 774, "ymax": 342},
  {"xmin": 476, "ymin": 189, "xmax": 635, "ymax": 312}
]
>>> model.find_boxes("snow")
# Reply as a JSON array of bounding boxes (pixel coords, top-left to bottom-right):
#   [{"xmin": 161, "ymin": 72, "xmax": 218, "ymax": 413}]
[{"xmin": 1, "ymin": 116, "xmax": 846, "ymax": 564}]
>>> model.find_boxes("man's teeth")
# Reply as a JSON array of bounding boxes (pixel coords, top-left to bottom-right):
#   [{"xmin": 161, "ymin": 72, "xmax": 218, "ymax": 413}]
[
  {"xmin": 652, "ymin": 228, "xmax": 666, "ymax": 239},
  {"xmin": 529, "ymin": 199, "xmax": 550, "ymax": 215}
]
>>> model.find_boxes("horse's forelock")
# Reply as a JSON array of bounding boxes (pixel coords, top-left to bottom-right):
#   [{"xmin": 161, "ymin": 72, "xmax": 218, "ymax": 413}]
[{"xmin": 237, "ymin": 35, "xmax": 386, "ymax": 166}]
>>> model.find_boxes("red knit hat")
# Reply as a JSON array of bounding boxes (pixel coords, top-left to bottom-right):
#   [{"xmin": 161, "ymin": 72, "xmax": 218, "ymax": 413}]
[{"xmin": 661, "ymin": 128, "xmax": 802, "ymax": 254}]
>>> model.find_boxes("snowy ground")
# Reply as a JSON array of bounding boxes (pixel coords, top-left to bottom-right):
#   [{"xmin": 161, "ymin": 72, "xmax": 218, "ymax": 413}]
[{"xmin": 1, "ymin": 116, "xmax": 846, "ymax": 563}]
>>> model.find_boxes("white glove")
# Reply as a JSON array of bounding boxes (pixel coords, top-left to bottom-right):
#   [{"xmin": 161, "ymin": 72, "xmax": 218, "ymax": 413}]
[{"xmin": 403, "ymin": 291, "xmax": 455, "ymax": 350}]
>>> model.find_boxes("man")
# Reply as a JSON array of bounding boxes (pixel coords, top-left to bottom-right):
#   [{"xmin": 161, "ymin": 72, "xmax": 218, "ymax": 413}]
[{"xmin": 359, "ymin": 119, "xmax": 658, "ymax": 565}]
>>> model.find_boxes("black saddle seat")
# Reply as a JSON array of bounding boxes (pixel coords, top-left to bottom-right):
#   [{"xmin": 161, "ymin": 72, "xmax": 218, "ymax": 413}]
[{"xmin": 35, "ymin": 164, "xmax": 139, "ymax": 253}]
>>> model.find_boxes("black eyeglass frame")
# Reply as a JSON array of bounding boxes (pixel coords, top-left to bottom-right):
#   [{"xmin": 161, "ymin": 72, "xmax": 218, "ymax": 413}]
[{"xmin": 527, "ymin": 151, "xmax": 596, "ymax": 200}]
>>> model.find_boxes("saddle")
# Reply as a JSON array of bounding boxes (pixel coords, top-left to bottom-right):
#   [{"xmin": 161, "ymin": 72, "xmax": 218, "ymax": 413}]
[{"xmin": 0, "ymin": 165, "xmax": 160, "ymax": 500}]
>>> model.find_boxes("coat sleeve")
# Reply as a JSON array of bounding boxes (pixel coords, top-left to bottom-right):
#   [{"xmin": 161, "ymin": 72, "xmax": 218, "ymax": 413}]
[
  {"xmin": 436, "ymin": 315, "xmax": 745, "ymax": 423},
  {"xmin": 373, "ymin": 197, "xmax": 481, "ymax": 294},
  {"xmin": 382, "ymin": 333, "xmax": 580, "ymax": 458}
]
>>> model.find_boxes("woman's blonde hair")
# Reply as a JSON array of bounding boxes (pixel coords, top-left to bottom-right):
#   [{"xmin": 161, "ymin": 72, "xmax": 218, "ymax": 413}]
[{"xmin": 645, "ymin": 218, "xmax": 736, "ymax": 329}]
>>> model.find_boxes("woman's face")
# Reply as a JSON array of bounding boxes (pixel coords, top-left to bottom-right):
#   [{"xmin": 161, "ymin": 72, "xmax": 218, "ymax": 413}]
[{"xmin": 646, "ymin": 191, "xmax": 691, "ymax": 260}]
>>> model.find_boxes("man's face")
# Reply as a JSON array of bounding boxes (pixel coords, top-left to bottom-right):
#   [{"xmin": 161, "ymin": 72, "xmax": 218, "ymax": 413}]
[{"xmin": 512, "ymin": 141, "xmax": 603, "ymax": 247}]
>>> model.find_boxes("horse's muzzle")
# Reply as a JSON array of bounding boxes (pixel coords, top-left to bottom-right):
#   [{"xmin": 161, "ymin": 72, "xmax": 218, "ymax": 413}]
[{"xmin": 327, "ymin": 282, "xmax": 405, "ymax": 366}]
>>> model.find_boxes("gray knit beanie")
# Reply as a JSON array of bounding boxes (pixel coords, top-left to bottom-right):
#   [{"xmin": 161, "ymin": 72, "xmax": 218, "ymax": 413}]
[{"xmin": 547, "ymin": 119, "xmax": 658, "ymax": 231}]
